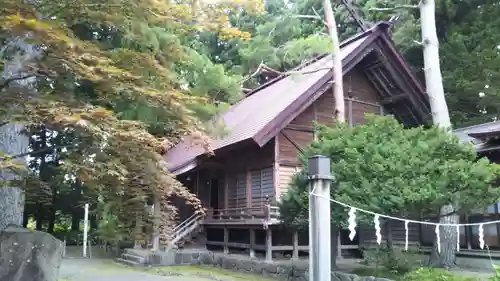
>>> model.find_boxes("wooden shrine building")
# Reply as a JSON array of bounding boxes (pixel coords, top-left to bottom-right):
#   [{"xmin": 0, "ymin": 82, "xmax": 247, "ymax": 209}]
[{"xmin": 163, "ymin": 21, "xmax": 431, "ymax": 260}]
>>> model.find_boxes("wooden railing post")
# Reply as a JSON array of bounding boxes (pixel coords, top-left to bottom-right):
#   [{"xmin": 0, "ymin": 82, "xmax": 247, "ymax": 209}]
[
  {"xmin": 250, "ymin": 229, "xmax": 256, "ymax": 258},
  {"xmin": 206, "ymin": 208, "xmax": 214, "ymax": 219},
  {"xmin": 223, "ymin": 227, "xmax": 229, "ymax": 254},
  {"xmin": 264, "ymin": 195, "xmax": 271, "ymax": 221}
]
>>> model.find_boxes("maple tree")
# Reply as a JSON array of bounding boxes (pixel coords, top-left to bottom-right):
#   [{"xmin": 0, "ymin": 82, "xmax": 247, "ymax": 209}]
[{"xmin": 0, "ymin": 0, "xmax": 263, "ymax": 242}]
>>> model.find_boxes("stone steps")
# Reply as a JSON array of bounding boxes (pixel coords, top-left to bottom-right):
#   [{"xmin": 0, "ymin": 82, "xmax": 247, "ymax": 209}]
[
  {"xmin": 122, "ymin": 253, "xmax": 146, "ymax": 264},
  {"xmin": 116, "ymin": 258, "xmax": 142, "ymax": 267},
  {"xmin": 116, "ymin": 249, "xmax": 149, "ymax": 266}
]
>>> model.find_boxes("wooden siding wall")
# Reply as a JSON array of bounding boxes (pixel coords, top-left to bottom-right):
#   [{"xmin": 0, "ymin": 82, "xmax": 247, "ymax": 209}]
[
  {"xmin": 218, "ymin": 141, "xmax": 276, "ymax": 209},
  {"xmin": 250, "ymin": 167, "xmax": 275, "ymax": 207},
  {"xmin": 227, "ymin": 172, "xmax": 247, "ymax": 208},
  {"xmin": 276, "ymin": 67, "xmax": 385, "ymax": 198}
]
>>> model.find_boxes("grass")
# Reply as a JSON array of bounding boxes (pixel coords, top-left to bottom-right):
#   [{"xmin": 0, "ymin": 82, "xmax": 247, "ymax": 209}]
[
  {"xmin": 352, "ymin": 267, "xmax": 405, "ymax": 280},
  {"xmin": 149, "ymin": 265, "xmax": 278, "ymax": 281}
]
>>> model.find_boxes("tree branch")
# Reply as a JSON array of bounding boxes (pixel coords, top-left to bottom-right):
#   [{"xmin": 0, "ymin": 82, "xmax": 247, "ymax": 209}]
[
  {"xmin": 0, "ymin": 74, "xmax": 37, "ymax": 91},
  {"xmin": 295, "ymin": 7, "xmax": 328, "ymax": 26},
  {"xmin": 0, "ymin": 143, "xmax": 77, "ymax": 161},
  {"xmin": 368, "ymin": 4, "xmax": 418, "ymax": 11},
  {"xmin": 240, "ymin": 61, "xmax": 332, "ymax": 85}
]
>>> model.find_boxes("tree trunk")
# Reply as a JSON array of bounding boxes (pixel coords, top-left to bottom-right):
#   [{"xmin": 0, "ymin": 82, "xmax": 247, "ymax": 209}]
[
  {"xmin": 0, "ymin": 39, "xmax": 41, "ymax": 231},
  {"xmin": 323, "ymin": 0, "xmax": 345, "ymax": 122},
  {"xmin": 0, "ymin": 124, "xmax": 29, "ymax": 231},
  {"xmin": 71, "ymin": 211, "xmax": 80, "ymax": 231},
  {"xmin": 35, "ymin": 204, "xmax": 44, "ymax": 231},
  {"xmin": 429, "ymin": 205, "xmax": 458, "ymax": 268},
  {"xmin": 420, "ymin": 0, "xmax": 451, "ymax": 128},
  {"xmin": 330, "ymin": 226, "xmax": 340, "ymax": 269},
  {"xmin": 90, "ymin": 214, "xmax": 98, "ymax": 230},
  {"xmin": 420, "ymin": 0, "xmax": 456, "ymax": 267},
  {"xmin": 47, "ymin": 207, "xmax": 56, "ymax": 233},
  {"xmin": 384, "ymin": 220, "xmax": 393, "ymax": 250},
  {"xmin": 22, "ymin": 211, "xmax": 29, "ymax": 228}
]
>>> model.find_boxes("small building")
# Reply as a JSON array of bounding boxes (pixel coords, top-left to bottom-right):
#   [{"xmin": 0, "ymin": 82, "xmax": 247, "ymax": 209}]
[
  {"xmin": 448, "ymin": 121, "xmax": 500, "ymax": 251},
  {"xmin": 163, "ymin": 21, "xmax": 431, "ymax": 260}
]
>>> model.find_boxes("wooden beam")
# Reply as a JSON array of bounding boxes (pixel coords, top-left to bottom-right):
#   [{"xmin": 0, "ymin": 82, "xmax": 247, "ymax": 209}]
[
  {"xmin": 273, "ymin": 136, "xmax": 281, "ymax": 202},
  {"xmin": 380, "ymin": 93, "xmax": 409, "ymax": 105},
  {"xmin": 223, "ymin": 227, "xmax": 229, "ymax": 254},
  {"xmin": 250, "ymin": 229, "xmax": 256, "ymax": 258},
  {"xmin": 281, "ymin": 131, "xmax": 304, "ymax": 153},
  {"xmin": 373, "ymin": 49, "xmax": 428, "ymax": 122},
  {"xmin": 265, "ymin": 229, "xmax": 273, "ymax": 261},
  {"xmin": 224, "ymin": 173, "xmax": 229, "ymax": 209},
  {"xmin": 246, "ymin": 170, "xmax": 252, "ymax": 208},
  {"xmin": 292, "ymin": 232, "xmax": 299, "ymax": 260},
  {"xmin": 284, "ymin": 124, "xmax": 315, "ymax": 133},
  {"xmin": 278, "ymin": 159, "xmax": 302, "ymax": 167}
]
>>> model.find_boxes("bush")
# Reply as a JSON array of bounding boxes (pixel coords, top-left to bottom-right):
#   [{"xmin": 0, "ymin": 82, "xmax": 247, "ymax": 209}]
[
  {"xmin": 489, "ymin": 264, "xmax": 500, "ymax": 281},
  {"xmin": 362, "ymin": 247, "xmax": 416, "ymax": 274},
  {"xmin": 402, "ymin": 268, "xmax": 478, "ymax": 281}
]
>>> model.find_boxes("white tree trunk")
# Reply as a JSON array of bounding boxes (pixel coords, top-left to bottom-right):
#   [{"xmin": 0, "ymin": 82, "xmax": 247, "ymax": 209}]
[
  {"xmin": 420, "ymin": 0, "xmax": 457, "ymax": 268},
  {"xmin": 420, "ymin": 0, "xmax": 451, "ymax": 128},
  {"xmin": 323, "ymin": 0, "xmax": 345, "ymax": 122}
]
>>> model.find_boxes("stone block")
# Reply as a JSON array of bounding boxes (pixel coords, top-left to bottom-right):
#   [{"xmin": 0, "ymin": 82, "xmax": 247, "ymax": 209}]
[{"xmin": 0, "ymin": 226, "xmax": 63, "ymax": 281}]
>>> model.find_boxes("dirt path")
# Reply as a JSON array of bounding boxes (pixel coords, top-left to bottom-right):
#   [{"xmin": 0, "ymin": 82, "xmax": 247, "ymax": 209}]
[
  {"xmin": 58, "ymin": 259, "xmax": 214, "ymax": 281},
  {"xmin": 58, "ymin": 258, "xmax": 279, "ymax": 281}
]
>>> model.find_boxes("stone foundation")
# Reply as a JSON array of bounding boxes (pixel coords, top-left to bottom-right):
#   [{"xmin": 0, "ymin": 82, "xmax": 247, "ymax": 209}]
[{"xmin": 166, "ymin": 251, "xmax": 393, "ymax": 281}]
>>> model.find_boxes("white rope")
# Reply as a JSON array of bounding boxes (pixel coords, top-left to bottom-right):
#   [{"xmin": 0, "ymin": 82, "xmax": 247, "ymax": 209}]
[{"xmin": 309, "ymin": 191, "xmax": 500, "ymax": 227}]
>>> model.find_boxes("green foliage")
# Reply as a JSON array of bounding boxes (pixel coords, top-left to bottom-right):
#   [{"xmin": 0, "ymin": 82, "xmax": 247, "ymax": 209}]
[
  {"xmin": 488, "ymin": 264, "xmax": 500, "ymax": 281},
  {"xmin": 279, "ymin": 115, "xmax": 500, "ymax": 230},
  {"xmin": 362, "ymin": 247, "xmax": 419, "ymax": 274},
  {"xmin": 402, "ymin": 268, "xmax": 478, "ymax": 281}
]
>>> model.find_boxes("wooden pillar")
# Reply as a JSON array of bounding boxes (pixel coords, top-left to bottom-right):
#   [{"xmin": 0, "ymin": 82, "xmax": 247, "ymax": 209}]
[
  {"xmin": 337, "ymin": 234, "xmax": 342, "ymax": 259},
  {"xmin": 250, "ymin": 229, "xmax": 256, "ymax": 258},
  {"xmin": 224, "ymin": 174, "xmax": 229, "ymax": 209},
  {"xmin": 292, "ymin": 231, "xmax": 299, "ymax": 260},
  {"xmin": 133, "ymin": 213, "xmax": 142, "ymax": 249},
  {"xmin": 465, "ymin": 214, "xmax": 472, "ymax": 250},
  {"xmin": 223, "ymin": 227, "xmax": 229, "ymax": 254},
  {"xmin": 152, "ymin": 195, "xmax": 161, "ymax": 251},
  {"xmin": 265, "ymin": 228, "xmax": 272, "ymax": 262},
  {"xmin": 246, "ymin": 170, "xmax": 252, "ymax": 208}
]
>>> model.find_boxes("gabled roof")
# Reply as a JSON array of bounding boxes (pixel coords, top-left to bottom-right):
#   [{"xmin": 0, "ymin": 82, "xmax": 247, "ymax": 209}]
[
  {"xmin": 453, "ymin": 121, "xmax": 500, "ymax": 152},
  {"xmin": 165, "ymin": 22, "xmax": 429, "ymax": 175}
]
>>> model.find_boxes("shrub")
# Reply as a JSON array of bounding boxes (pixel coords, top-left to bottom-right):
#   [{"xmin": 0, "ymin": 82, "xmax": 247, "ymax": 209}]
[
  {"xmin": 402, "ymin": 268, "xmax": 478, "ymax": 281},
  {"xmin": 489, "ymin": 264, "xmax": 500, "ymax": 281},
  {"xmin": 362, "ymin": 247, "xmax": 416, "ymax": 274}
]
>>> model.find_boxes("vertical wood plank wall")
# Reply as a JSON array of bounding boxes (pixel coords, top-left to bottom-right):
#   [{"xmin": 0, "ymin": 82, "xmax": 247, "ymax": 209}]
[{"xmin": 219, "ymin": 141, "xmax": 276, "ymax": 208}]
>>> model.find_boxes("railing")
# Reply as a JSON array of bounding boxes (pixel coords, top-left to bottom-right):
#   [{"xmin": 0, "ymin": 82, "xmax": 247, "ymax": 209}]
[
  {"xmin": 205, "ymin": 205, "xmax": 280, "ymax": 220},
  {"xmin": 167, "ymin": 212, "xmax": 204, "ymax": 250},
  {"xmin": 173, "ymin": 212, "xmax": 199, "ymax": 233}
]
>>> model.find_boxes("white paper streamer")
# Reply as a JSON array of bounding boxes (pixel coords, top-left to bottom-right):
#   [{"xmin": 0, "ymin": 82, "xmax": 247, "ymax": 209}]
[
  {"xmin": 479, "ymin": 224, "xmax": 485, "ymax": 249},
  {"xmin": 405, "ymin": 220, "xmax": 409, "ymax": 251},
  {"xmin": 435, "ymin": 224, "xmax": 441, "ymax": 253},
  {"xmin": 348, "ymin": 207, "xmax": 357, "ymax": 241},
  {"xmin": 374, "ymin": 215, "xmax": 381, "ymax": 245},
  {"xmin": 456, "ymin": 225, "xmax": 460, "ymax": 252}
]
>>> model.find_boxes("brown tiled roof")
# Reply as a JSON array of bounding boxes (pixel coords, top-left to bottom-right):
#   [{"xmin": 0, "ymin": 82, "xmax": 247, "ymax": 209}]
[{"xmin": 164, "ymin": 23, "xmax": 393, "ymax": 174}]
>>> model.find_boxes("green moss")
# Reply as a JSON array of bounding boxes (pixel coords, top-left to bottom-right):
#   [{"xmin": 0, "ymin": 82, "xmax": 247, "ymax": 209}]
[
  {"xmin": 85, "ymin": 261, "xmax": 276, "ymax": 281},
  {"xmin": 151, "ymin": 265, "xmax": 277, "ymax": 281}
]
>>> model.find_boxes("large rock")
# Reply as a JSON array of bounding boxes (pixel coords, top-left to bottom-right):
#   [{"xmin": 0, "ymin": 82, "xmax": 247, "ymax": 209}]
[{"xmin": 0, "ymin": 225, "xmax": 63, "ymax": 281}]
